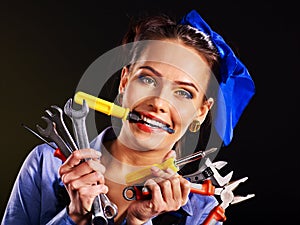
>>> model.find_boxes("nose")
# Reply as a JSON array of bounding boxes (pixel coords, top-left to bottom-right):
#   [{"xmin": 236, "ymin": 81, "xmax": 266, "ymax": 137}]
[
  {"xmin": 145, "ymin": 82, "xmax": 173, "ymax": 113},
  {"xmin": 146, "ymin": 96, "xmax": 170, "ymax": 113}
]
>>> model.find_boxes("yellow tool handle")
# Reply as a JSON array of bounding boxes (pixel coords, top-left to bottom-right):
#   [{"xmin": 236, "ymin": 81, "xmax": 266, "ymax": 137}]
[
  {"xmin": 74, "ymin": 91, "xmax": 130, "ymax": 120},
  {"xmin": 125, "ymin": 158, "xmax": 179, "ymax": 185}
]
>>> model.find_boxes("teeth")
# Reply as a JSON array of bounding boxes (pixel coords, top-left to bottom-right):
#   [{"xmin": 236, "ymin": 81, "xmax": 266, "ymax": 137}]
[{"xmin": 141, "ymin": 115, "xmax": 165, "ymax": 128}]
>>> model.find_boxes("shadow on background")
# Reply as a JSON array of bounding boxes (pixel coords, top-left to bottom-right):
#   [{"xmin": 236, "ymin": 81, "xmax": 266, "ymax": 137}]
[{"xmin": 1, "ymin": 1, "xmax": 299, "ymax": 224}]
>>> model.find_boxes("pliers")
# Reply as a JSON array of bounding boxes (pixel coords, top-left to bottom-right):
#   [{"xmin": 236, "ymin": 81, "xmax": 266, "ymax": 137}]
[
  {"xmin": 202, "ymin": 177, "xmax": 255, "ymax": 225},
  {"xmin": 122, "ymin": 176, "xmax": 254, "ymax": 225}
]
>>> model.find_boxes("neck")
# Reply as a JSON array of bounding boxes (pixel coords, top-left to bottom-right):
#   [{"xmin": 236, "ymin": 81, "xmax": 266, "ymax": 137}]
[
  {"xmin": 101, "ymin": 139, "xmax": 171, "ymax": 185},
  {"xmin": 109, "ymin": 138, "xmax": 169, "ymax": 166}
]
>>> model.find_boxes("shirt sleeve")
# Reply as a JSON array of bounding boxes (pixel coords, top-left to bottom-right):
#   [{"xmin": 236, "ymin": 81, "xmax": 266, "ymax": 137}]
[
  {"xmin": 45, "ymin": 208, "xmax": 77, "ymax": 225},
  {"xmin": 183, "ymin": 194, "xmax": 224, "ymax": 225},
  {"xmin": 119, "ymin": 218, "xmax": 153, "ymax": 225},
  {"xmin": 1, "ymin": 144, "xmax": 70, "ymax": 225}
]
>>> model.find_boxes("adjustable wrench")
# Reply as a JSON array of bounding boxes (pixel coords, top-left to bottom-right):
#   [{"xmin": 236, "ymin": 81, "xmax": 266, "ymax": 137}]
[{"xmin": 183, "ymin": 158, "xmax": 233, "ymax": 187}]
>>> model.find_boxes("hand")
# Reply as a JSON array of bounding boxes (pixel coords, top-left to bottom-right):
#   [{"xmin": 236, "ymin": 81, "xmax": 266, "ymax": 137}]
[
  {"xmin": 126, "ymin": 151, "xmax": 190, "ymax": 225},
  {"xmin": 59, "ymin": 148, "xmax": 108, "ymax": 224}
]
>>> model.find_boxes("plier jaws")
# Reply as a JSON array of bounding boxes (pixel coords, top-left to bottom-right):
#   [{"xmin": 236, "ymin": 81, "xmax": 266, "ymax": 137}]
[{"xmin": 202, "ymin": 177, "xmax": 255, "ymax": 225}]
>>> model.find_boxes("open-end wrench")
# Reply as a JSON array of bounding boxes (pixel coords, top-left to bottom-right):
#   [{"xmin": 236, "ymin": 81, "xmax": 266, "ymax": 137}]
[
  {"xmin": 45, "ymin": 105, "xmax": 78, "ymax": 151},
  {"xmin": 64, "ymin": 98, "xmax": 90, "ymax": 150},
  {"xmin": 64, "ymin": 98, "xmax": 118, "ymax": 223},
  {"xmin": 36, "ymin": 116, "xmax": 73, "ymax": 160}
]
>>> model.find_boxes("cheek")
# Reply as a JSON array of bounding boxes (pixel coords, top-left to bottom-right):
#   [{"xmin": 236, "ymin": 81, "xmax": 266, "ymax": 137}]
[
  {"xmin": 122, "ymin": 83, "xmax": 150, "ymax": 108},
  {"xmin": 175, "ymin": 107, "xmax": 196, "ymax": 128}
]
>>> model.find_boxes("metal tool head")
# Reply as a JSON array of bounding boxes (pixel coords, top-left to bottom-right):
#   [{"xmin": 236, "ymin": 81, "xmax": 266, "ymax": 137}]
[
  {"xmin": 100, "ymin": 194, "xmax": 119, "ymax": 220},
  {"xmin": 45, "ymin": 104, "xmax": 78, "ymax": 151},
  {"xmin": 64, "ymin": 98, "xmax": 89, "ymax": 119},
  {"xmin": 200, "ymin": 158, "xmax": 233, "ymax": 187},
  {"xmin": 218, "ymin": 177, "xmax": 255, "ymax": 209},
  {"xmin": 36, "ymin": 116, "xmax": 55, "ymax": 138},
  {"xmin": 45, "ymin": 105, "xmax": 64, "ymax": 121},
  {"xmin": 225, "ymin": 177, "xmax": 248, "ymax": 192}
]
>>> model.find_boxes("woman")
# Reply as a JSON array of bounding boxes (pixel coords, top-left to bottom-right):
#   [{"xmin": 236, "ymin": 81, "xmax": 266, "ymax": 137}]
[{"xmin": 2, "ymin": 10, "xmax": 255, "ymax": 225}]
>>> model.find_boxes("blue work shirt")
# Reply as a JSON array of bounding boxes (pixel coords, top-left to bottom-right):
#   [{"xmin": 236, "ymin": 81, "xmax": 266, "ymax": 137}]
[{"xmin": 2, "ymin": 127, "xmax": 222, "ymax": 225}]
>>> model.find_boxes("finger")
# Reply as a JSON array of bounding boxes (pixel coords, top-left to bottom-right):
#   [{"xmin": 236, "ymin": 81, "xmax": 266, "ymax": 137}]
[
  {"xmin": 144, "ymin": 179, "xmax": 164, "ymax": 209},
  {"xmin": 61, "ymin": 160, "xmax": 105, "ymax": 184},
  {"xmin": 169, "ymin": 176, "xmax": 181, "ymax": 200},
  {"xmin": 59, "ymin": 149, "xmax": 101, "ymax": 174},
  {"xmin": 150, "ymin": 166, "xmax": 172, "ymax": 179},
  {"xmin": 77, "ymin": 184, "xmax": 109, "ymax": 210},
  {"xmin": 160, "ymin": 179, "xmax": 173, "ymax": 202},
  {"xmin": 86, "ymin": 159, "xmax": 106, "ymax": 175},
  {"xmin": 165, "ymin": 168, "xmax": 178, "ymax": 177},
  {"xmin": 68, "ymin": 171, "xmax": 105, "ymax": 190},
  {"xmin": 78, "ymin": 184, "xmax": 109, "ymax": 199},
  {"xmin": 75, "ymin": 148, "xmax": 102, "ymax": 160},
  {"xmin": 179, "ymin": 177, "xmax": 191, "ymax": 205},
  {"xmin": 150, "ymin": 166, "xmax": 179, "ymax": 185}
]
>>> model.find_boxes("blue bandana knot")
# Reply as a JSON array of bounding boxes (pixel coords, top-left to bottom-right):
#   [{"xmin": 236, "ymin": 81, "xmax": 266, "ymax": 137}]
[{"xmin": 180, "ymin": 10, "xmax": 255, "ymax": 146}]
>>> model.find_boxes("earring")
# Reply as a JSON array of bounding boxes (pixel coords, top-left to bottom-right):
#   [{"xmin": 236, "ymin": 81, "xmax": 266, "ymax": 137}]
[
  {"xmin": 189, "ymin": 120, "xmax": 201, "ymax": 133},
  {"xmin": 116, "ymin": 93, "xmax": 123, "ymax": 105}
]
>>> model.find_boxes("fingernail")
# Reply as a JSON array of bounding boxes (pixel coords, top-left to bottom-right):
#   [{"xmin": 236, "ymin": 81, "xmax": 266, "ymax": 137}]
[
  {"xmin": 148, "ymin": 202, "xmax": 153, "ymax": 209},
  {"xmin": 170, "ymin": 150, "xmax": 176, "ymax": 158},
  {"xmin": 151, "ymin": 166, "xmax": 160, "ymax": 173}
]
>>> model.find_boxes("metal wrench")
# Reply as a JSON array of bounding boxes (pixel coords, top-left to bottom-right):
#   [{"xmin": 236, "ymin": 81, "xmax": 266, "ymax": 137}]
[
  {"xmin": 100, "ymin": 193, "xmax": 118, "ymax": 219},
  {"xmin": 64, "ymin": 98, "xmax": 118, "ymax": 221},
  {"xmin": 36, "ymin": 116, "xmax": 73, "ymax": 159},
  {"xmin": 45, "ymin": 105, "xmax": 78, "ymax": 151},
  {"xmin": 64, "ymin": 98, "xmax": 90, "ymax": 150}
]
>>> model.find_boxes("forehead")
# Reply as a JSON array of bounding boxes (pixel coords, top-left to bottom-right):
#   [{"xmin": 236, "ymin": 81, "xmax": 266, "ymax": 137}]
[{"xmin": 133, "ymin": 40, "xmax": 211, "ymax": 90}]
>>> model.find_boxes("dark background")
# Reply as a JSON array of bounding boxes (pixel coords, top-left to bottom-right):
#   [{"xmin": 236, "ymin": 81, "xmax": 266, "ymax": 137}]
[{"xmin": 1, "ymin": 1, "xmax": 299, "ymax": 224}]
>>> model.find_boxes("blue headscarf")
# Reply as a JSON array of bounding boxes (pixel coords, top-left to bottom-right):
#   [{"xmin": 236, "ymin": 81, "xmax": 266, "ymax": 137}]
[{"xmin": 180, "ymin": 10, "xmax": 255, "ymax": 146}]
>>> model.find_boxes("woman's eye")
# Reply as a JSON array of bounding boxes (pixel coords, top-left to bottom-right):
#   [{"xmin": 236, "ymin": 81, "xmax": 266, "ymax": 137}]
[
  {"xmin": 175, "ymin": 89, "xmax": 193, "ymax": 99},
  {"xmin": 138, "ymin": 75, "xmax": 157, "ymax": 87}
]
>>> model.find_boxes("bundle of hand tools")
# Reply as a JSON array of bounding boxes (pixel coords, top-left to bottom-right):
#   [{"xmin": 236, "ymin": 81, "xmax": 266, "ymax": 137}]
[
  {"xmin": 26, "ymin": 98, "xmax": 117, "ymax": 225},
  {"xmin": 24, "ymin": 92, "xmax": 255, "ymax": 225}
]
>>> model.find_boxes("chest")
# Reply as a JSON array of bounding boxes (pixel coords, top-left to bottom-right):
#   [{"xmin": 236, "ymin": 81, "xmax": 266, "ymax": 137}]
[{"xmin": 105, "ymin": 179, "xmax": 132, "ymax": 224}]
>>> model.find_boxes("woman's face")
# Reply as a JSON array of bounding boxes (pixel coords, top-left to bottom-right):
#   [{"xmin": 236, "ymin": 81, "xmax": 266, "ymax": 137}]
[{"xmin": 118, "ymin": 41, "xmax": 213, "ymax": 152}]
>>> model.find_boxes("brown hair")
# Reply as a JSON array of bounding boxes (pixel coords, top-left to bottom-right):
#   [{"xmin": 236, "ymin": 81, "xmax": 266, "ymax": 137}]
[{"xmin": 122, "ymin": 13, "xmax": 220, "ymax": 79}]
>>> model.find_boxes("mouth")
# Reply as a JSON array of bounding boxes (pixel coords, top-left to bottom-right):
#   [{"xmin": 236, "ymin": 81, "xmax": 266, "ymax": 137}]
[{"xmin": 129, "ymin": 111, "xmax": 175, "ymax": 134}]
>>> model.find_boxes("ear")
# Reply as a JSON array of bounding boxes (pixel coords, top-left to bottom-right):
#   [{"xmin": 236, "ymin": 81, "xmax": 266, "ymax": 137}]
[
  {"xmin": 119, "ymin": 66, "xmax": 130, "ymax": 93},
  {"xmin": 196, "ymin": 97, "xmax": 214, "ymax": 124}
]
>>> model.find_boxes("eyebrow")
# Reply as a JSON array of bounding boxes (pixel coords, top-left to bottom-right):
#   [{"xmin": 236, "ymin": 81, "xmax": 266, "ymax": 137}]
[{"xmin": 139, "ymin": 66, "xmax": 199, "ymax": 92}]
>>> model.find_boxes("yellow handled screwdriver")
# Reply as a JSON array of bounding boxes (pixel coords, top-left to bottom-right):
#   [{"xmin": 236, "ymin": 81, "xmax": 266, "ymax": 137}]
[
  {"xmin": 74, "ymin": 91, "xmax": 175, "ymax": 134},
  {"xmin": 125, "ymin": 147, "xmax": 217, "ymax": 184}
]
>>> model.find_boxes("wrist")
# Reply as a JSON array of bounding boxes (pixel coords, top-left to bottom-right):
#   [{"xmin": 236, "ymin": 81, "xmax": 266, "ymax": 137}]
[
  {"xmin": 67, "ymin": 205, "xmax": 92, "ymax": 225},
  {"xmin": 126, "ymin": 213, "xmax": 149, "ymax": 225}
]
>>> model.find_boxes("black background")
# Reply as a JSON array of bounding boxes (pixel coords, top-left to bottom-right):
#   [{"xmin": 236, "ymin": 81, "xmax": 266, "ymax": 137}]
[{"xmin": 1, "ymin": 1, "xmax": 299, "ymax": 224}]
